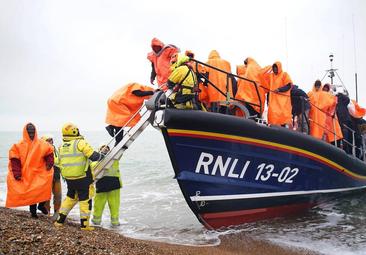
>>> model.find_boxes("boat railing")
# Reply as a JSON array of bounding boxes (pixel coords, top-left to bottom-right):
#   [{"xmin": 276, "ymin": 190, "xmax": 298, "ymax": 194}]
[
  {"xmin": 250, "ymin": 83, "xmax": 365, "ymax": 161},
  {"xmin": 305, "ymin": 100, "xmax": 365, "ymax": 161},
  {"xmin": 190, "ymin": 58, "xmax": 263, "ymax": 118},
  {"xmin": 171, "ymin": 57, "xmax": 366, "ymax": 162}
]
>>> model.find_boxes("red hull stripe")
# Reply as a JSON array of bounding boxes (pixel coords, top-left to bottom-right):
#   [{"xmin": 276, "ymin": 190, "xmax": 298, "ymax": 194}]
[
  {"xmin": 168, "ymin": 129, "xmax": 366, "ymax": 181},
  {"xmin": 200, "ymin": 202, "xmax": 316, "ymax": 229}
]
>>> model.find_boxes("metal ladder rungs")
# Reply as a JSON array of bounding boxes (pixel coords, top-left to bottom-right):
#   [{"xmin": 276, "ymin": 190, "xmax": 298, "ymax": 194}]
[{"xmin": 93, "ymin": 106, "xmax": 154, "ymax": 180}]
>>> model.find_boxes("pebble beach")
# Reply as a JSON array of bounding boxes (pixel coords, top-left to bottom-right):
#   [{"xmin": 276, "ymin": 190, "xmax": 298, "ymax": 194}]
[{"xmin": 0, "ymin": 207, "xmax": 318, "ymax": 255}]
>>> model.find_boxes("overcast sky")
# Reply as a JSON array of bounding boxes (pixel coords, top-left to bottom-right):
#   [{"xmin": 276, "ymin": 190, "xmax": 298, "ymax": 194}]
[{"xmin": 0, "ymin": 0, "xmax": 365, "ymax": 132}]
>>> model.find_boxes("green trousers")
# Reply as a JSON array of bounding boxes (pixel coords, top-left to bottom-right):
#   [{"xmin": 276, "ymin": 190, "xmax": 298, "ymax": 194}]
[{"xmin": 92, "ymin": 189, "xmax": 120, "ymax": 225}]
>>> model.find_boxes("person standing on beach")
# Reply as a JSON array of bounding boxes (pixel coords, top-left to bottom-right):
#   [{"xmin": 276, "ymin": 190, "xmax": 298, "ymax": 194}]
[
  {"xmin": 6, "ymin": 123, "xmax": 54, "ymax": 218},
  {"xmin": 41, "ymin": 134, "xmax": 62, "ymax": 220},
  {"xmin": 54, "ymin": 123, "xmax": 103, "ymax": 231},
  {"xmin": 91, "ymin": 145, "xmax": 122, "ymax": 226}
]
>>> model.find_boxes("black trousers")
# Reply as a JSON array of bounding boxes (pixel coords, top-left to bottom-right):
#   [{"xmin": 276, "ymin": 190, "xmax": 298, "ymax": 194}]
[
  {"xmin": 106, "ymin": 125, "xmax": 124, "ymax": 146},
  {"xmin": 29, "ymin": 201, "xmax": 46, "ymax": 215}
]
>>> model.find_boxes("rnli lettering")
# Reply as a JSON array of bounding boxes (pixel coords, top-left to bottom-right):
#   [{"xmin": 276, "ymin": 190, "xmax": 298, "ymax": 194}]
[
  {"xmin": 194, "ymin": 152, "xmax": 300, "ymax": 183},
  {"xmin": 195, "ymin": 152, "xmax": 250, "ymax": 179}
]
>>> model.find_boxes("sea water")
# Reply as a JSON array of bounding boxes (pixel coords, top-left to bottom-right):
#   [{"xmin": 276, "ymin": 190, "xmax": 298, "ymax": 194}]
[{"xmin": 0, "ymin": 130, "xmax": 365, "ymax": 254}]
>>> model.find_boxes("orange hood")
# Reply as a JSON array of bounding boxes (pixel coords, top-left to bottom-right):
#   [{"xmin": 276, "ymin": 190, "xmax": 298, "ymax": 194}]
[
  {"xmin": 246, "ymin": 57, "xmax": 258, "ymax": 66},
  {"xmin": 23, "ymin": 123, "xmax": 38, "ymax": 143},
  {"xmin": 151, "ymin": 37, "xmax": 164, "ymax": 48},
  {"xmin": 273, "ymin": 61, "xmax": 283, "ymax": 74},
  {"xmin": 208, "ymin": 50, "xmax": 221, "ymax": 60}
]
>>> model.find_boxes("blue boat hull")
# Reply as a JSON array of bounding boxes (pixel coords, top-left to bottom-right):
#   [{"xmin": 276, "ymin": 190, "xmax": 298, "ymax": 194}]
[{"xmin": 159, "ymin": 109, "xmax": 366, "ymax": 229}]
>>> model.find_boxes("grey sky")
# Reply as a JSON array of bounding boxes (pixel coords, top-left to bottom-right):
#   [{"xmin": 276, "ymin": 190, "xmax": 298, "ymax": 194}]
[{"xmin": 0, "ymin": 0, "xmax": 365, "ymax": 131}]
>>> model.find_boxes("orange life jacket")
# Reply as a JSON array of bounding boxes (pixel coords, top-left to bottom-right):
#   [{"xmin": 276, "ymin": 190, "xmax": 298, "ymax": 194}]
[
  {"xmin": 308, "ymin": 89, "xmax": 333, "ymax": 139},
  {"xmin": 263, "ymin": 61, "xmax": 293, "ymax": 125},
  {"xmin": 6, "ymin": 124, "xmax": 54, "ymax": 208},
  {"xmin": 323, "ymin": 93, "xmax": 343, "ymax": 142},
  {"xmin": 147, "ymin": 38, "xmax": 179, "ymax": 86},
  {"xmin": 205, "ymin": 50, "xmax": 232, "ymax": 104},
  {"xmin": 105, "ymin": 83, "xmax": 154, "ymax": 127},
  {"xmin": 236, "ymin": 58, "xmax": 271, "ymax": 114}
]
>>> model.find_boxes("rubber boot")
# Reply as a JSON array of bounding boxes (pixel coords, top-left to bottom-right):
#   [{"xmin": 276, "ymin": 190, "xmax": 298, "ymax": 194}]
[
  {"xmin": 29, "ymin": 204, "xmax": 38, "ymax": 218},
  {"xmin": 80, "ymin": 218, "xmax": 94, "ymax": 231},
  {"xmin": 38, "ymin": 202, "xmax": 49, "ymax": 215},
  {"xmin": 91, "ymin": 217, "xmax": 101, "ymax": 226},
  {"xmin": 54, "ymin": 213, "xmax": 67, "ymax": 228},
  {"xmin": 111, "ymin": 219, "xmax": 120, "ymax": 227}
]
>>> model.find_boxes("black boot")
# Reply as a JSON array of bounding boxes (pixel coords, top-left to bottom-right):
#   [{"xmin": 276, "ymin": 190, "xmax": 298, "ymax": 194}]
[
  {"xmin": 37, "ymin": 202, "xmax": 49, "ymax": 215},
  {"xmin": 54, "ymin": 213, "xmax": 67, "ymax": 227},
  {"xmin": 29, "ymin": 204, "xmax": 38, "ymax": 218}
]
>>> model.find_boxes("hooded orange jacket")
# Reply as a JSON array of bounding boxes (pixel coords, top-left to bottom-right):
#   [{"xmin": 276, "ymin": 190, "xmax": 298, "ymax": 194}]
[
  {"xmin": 323, "ymin": 93, "xmax": 343, "ymax": 142},
  {"xmin": 147, "ymin": 38, "xmax": 179, "ymax": 86},
  {"xmin": 264, "ymin": 61, "xmax": 292, "ymax": 125},
  {"xmin": 308, "ymin": 88, "xmax": 333, "ymax": 139},
  {"xmin": 236, "ymin": 58, "xmax": 271, "ymax": 114},
  {"xmin": 6, "ymin": 123, "xmax": 54, "ymax": 208},
  {"xmin": 105, "ymin": 83, "xmax": 154, "ymax": 127},
  {"xmin": 205, "ymin": 50, "xmax": 232, "ymax": 104}
]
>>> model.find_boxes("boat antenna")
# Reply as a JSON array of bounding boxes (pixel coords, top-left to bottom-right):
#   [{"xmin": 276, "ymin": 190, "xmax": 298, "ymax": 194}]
[
  {"xmin": 352, "ymin": 14, "xmax": 358, "ymax": 102},
  {"xmin": 328, "ymin": 53, "xmax": 335, "ymax": 85},
  {"xmin": 284, "ymin": 16, "xmax": 289, "ymax": 70},
  {"xmin": 321, "ymin": 53, "xmax": 348, "ymax": 95}
]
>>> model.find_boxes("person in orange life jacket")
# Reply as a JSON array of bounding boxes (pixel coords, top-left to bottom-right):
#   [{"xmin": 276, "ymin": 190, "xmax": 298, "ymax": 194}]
[
  {"xmin": 322, "ymin": 84, "xmax": 343, "ymax": 146},
  {"xmin": 8, "ymin": 123, "xmax": 54, "ymax": 218},
  {"xmin": 205, "ymin": 50, "xmax": 234, "ymax": 114},
  {"xmin": 105, "ymin": 84, "xmax": 155, "ymax": 146},
  {"xmin": 264, "ymin": 62, "xmax": 293, "ymax": 127},
  {"xmin": 26, "ymin": 125, "xmax": 53, "ymax": 217},
  {"xmin": 147, "ymin": 38, "xmax": 179, "ymax": 89},
  {"xmin": 236, "ymin": 58, "xmax": 271, "ymax": 118}
]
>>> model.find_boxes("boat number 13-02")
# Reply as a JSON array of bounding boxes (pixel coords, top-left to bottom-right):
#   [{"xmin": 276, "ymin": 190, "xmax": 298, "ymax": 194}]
[{"xmin": 255, "ymin": 163, "xmax": 299, "ymax": 183}]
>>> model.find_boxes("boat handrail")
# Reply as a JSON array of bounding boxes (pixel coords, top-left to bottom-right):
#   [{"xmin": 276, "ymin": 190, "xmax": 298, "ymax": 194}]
[
  {"xmin": 190, "ymin": 58, "xmax": 263, "ymax": 117},
  {"xmin": 259, "ymin": 83, "xmax": 365, "ymax": 161}
]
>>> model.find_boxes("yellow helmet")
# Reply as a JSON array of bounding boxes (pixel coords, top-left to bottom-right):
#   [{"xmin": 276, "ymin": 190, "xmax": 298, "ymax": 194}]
[{"xmin": 62, "ymin": 123, "xmax": 79, "ymax": 137}]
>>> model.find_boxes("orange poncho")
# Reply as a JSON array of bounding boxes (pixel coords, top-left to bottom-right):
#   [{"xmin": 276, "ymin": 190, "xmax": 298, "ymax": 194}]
[
  {"xmin": 105, "ymin": 83, "xmax": 154, "ymax": 127},
  {"xmin": 205, "ymin": 50, "xmax": 232, "ymax": 104},
  {"xmin": 264, "ymin": 61, "xmax": 293, "ymax": 125},
  {"xmin": 6, "ymin": 124, "xmax": 54, "ymax": 208},
  {"xmin": 147, "ymin": 38, "xmax": 179, "ymax": 86},
  {"xmin": 236, "ymin": 58, "xmax": 271, "ymax": 114},
  {"xmin": 323, "ymin": 93, "xmax": 343, "ymax": 142},
  {"xmin": 308, "ymin": 89, "xmax": 334, "ymax": 139}
]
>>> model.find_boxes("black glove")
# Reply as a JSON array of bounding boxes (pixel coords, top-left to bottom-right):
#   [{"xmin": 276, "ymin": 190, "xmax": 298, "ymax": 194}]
[{"xmin": 132, "ymin": 90, "xmax": 154, "ymax": 97}]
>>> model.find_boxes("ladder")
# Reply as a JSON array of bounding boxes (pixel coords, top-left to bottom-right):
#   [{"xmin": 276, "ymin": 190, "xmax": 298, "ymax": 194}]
[{"xmin": 93, "ymin": 91, "xmax": 165, "ymax": 180}]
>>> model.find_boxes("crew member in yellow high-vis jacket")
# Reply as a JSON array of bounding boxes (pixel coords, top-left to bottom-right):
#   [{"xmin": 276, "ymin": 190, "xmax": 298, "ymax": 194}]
[
  {"xmin": 91, "ymin": 145, "xmax": 122, "ymax": 226},
  {"xmin": 54, "ymin": 123, "xmax": 103, "ymax": 231}
]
